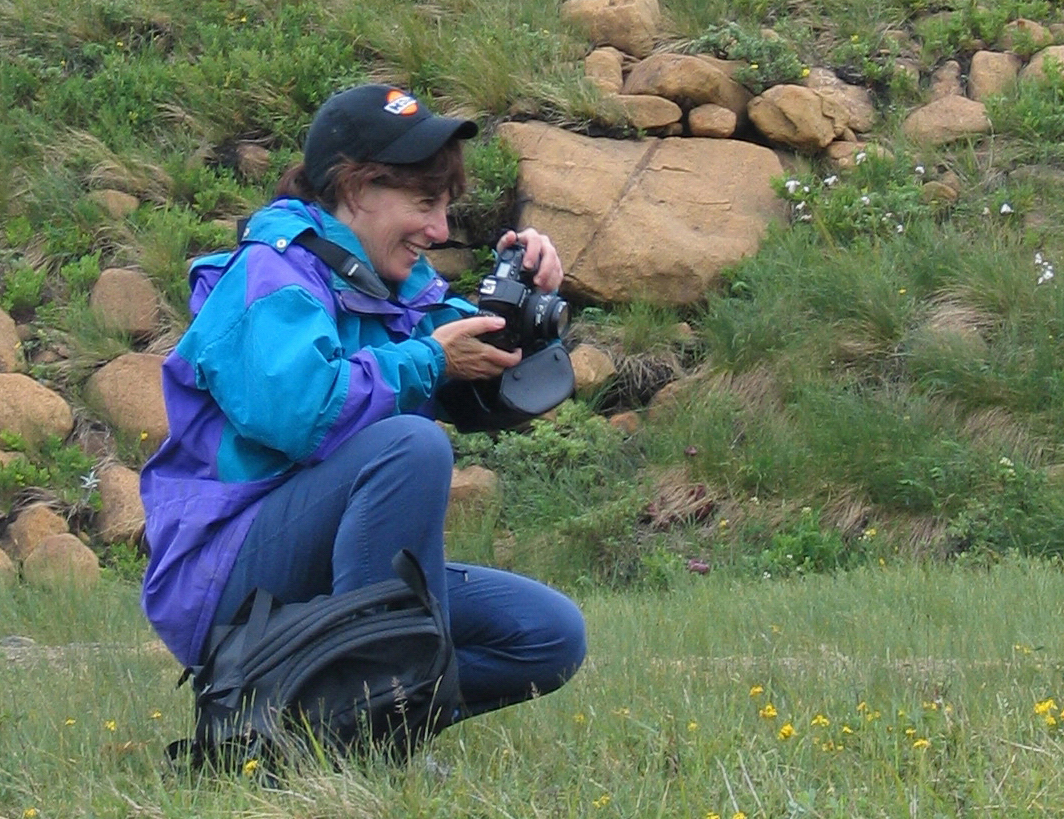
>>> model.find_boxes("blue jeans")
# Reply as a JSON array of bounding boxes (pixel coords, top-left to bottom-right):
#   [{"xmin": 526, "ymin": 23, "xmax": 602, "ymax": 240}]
[{"xmin": 214, "ymin": 414, "xmax": 586, "ymax": 717}]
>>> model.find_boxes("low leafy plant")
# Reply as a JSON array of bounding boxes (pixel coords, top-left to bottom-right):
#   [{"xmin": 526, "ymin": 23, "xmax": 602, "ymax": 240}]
[
  {"xmin": 58, "ymin": 251, "xmax": 102, "ymax": 295},
  {"xmin": 829, "ymin": 31, "xmax": 898, "ymax": 87},
  {"xmin": 773, "ymin": 152, "xmax": 934, "ymax": 244},
  {"xmin": 0, "ymin": 434, "xmax": 100, "ymax": 518},
  {"xmin": 0, "ymin": 261, "xmax": 47, "ymax": 316},
  {"xmin": 685, "ymin": 22, "xmax": 807, "ymax": 94},
  {"xmin": 945, "ymin": 456, "xmax": 1064, "ymax": 560},
  {"xmin": 456, "ymin": 136, "xmax": 520, "ymax": 236},
  {"xmin": 985, "ymin": 58, "xmax": 1064, "ymax": 143},
  {"xmin": 755, "ymin": 506, "xmax": 864, "ymax": 578}
]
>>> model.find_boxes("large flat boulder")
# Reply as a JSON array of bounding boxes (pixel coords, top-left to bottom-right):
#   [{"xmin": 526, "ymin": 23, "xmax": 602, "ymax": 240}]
[{"xmin": 497, "ymin": 122, "xmax": 785, "ymax": 306}]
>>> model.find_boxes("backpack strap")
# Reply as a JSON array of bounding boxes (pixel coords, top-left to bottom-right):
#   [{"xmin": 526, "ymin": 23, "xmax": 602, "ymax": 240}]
[{"xmin": 391, "ymin": 549, "xmax": 433, "ymax": 611}]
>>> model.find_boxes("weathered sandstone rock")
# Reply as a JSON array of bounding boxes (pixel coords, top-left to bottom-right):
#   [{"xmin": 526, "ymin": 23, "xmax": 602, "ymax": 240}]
[
  {"xmin": 561, "ymin": 0, "xmax": 660, "ymax": 59},
  {"xmin": 21, "ymin": 533, "xmax": 100, "ymax": 589},
  {"xmin": 497, "ymin": 121, "xmax": 785, "ymax": 306},
  {"xmin": 89, "ymin": 268, "xmax": 160, "ymax": 337},
  {"xmin": 0, "ymin": 373, "xmax": 74, "ymax": 445},
  {"xmin": 83, "ymin": 353, "xmax": 168, "ymax": 449},
  {"xmin": 6, "ymin": 503, "xmax": 70, "ymax": 562},
  {"xmin": 902, "ymin": 96, "xmax": 991, "ymax": 145},
  {"xmin": 968, "ymin": 50, "xmax": 1023, "ymax": 101}
]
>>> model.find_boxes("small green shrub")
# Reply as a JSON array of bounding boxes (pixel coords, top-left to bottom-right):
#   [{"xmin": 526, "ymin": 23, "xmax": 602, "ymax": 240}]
[
  {"xmin": 685, "ymin": 22, "xmax": 807, "ymax": 93},
  {"xmin": 3, "ymin": 215, "xmax": 33, "ymax": 248},
  {"xmin": 0, "ymin": 434, "xmax": 100, "ymax": 517},
  {"xmin": 58, "ymin": 251, "xmax": 102, "ymax": 295},
  {"xmin": 986, "ymin": 58, "xmax": 1064, "ymax": 142},
  {"xmin": 945, "ymin": 456, "xmax": 1064, "ymax": 560},
  {"xmin": 828, "ymin": 31, "xmax": 897, "ymax": 87},
  {"xmin": 458, "ymin": 136, "xmax": 520, "ymax": 232},
  {"xmin": 0, "ymin": 261, "xmax": 47, "ymax": 315},
  {"xmin": 755, "ymin": 507, "xmax": 864, "ymax": 578}
]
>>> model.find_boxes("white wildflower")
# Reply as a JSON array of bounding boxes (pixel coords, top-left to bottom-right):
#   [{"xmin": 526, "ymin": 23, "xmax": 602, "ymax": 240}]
[
  {"xmin": 824, "ymin": 175, "xmax": 839, "ymax": 186},
  {"xmin": 982, "ymin": 207, "xmax": 991, "ymax": 216},
  {"xmin": 1038, "ymin": 269, "xmax": 1055, "ymax": 285},
  {"xmin": 915, "ymin": 165, "xmax": 925, "ymax": 175},
  {"xmin": 785, "ymin": 179, "xmax": 801, "ymax": 195},
  {"xmin": 896, "ymin": 223, "xmax": 904, "ymax": 233},
  {"xmin": 854, "ymin": 151, "xmax": 867, "ymax": 165},
  {"xmin": 1000, "ymin": 203, "xmax": 1013, "ymax": 214},
  {"xmin": 860, "ymin": 195, "xmax": 871, "ymax": 205},
  {"xmin": 794, "ymin": 201, "xmax": 806, "ymax": 211}
]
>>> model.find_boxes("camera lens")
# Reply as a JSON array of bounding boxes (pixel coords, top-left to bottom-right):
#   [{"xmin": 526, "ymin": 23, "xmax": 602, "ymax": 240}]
[{"xmin": 524, "ymin": 292, "xmax": 570, "ymax": 343}]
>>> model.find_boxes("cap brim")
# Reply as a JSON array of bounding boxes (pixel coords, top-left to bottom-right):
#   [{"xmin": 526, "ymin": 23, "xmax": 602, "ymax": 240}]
[{"xmin": 372, "ymin": 116, "xmax": 478, "ymax": 164}]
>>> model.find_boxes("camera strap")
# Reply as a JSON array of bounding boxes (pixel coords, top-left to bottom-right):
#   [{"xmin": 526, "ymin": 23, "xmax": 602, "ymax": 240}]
[{"xmin": 292, "ymin": 231, "xmax": 394, "ymax": 301}]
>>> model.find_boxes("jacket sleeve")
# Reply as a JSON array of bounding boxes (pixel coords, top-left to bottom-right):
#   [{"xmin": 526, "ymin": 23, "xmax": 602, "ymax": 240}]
[{"xmin": 195, "ymin": 285, "xmax": 445, "ymax": 464}]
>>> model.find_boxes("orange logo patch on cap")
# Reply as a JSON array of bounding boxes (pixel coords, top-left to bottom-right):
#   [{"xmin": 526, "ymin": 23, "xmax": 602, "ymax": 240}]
[{"xmin": 383, "ymin": 89, "xmax": 419, "ymax": 116}]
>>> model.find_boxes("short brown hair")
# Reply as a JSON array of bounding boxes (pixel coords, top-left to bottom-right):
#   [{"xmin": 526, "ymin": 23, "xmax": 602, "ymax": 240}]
[{"xmin": 275, "ymin": 138, "xmax": 467, "ymax": 210}]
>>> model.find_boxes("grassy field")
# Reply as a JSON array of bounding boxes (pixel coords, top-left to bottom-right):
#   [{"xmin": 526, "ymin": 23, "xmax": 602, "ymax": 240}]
[
  {"xmin": 4, "ymin": 0, "xmax": 1064, "ymax": 815},
  {"xmin": 3, "ymin": 557, "xmax": 1064, "ymax": 817}
]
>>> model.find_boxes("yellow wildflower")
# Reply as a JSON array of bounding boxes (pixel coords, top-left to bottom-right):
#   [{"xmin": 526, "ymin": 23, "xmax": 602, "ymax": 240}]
[
  {"xmin": 593, "ymin": 794, "xmax": 611, "ymax": 809},
  {"xmin": 64, "ymin": 717, "xmax": 76, "ymax": 726},
  {"xmin": 140, "ymin": 430, "xmax": 149, "ymax": 441},
  {"xmin": 912, "ymin": 738, "xmax": 931, "ymax": 749},
  {"xmin": 856, "ymin": 701, "xmax": 868, "ymax": 712},
  {"xmin": 749, "ymin": 685, "xmax": 764, "ymax": 697},
  {"xmin": 759, "ymin": 703, "xmax": 778, "ymax": 719},
  {"xmin": 1034, "ymin": 698, "xmax": 1058, "ymax": 715},
  {"xmin": 905, "ymin": 727, "xmax": 916, "ymax": 737},
  {"xmin": 801, "ymin": 67, "xmax": 810, "ymax": 77},
  {"xmin": 243, "ymin": 758, "xmax": 260, "ymax": 776},
  {"xmin": 150, "ymin": 710, "xmax": 162, "ymax": 720},
  {"xmin": 573, "ymin": 713, "xmax": 586, "ymax": 725},
  {"xmin": 1044, "ymin": 714, "xmax": 1057, "ymax": 727},
  {"xmin": 688, "ymin": 721, "xmax": 699, "ymax": 732},
  {"xmin": 105, "ymin": 719, "xmax": 116, "ymax": 731},
  {"xmin": 777, "ymin": 722, "xmax": 795, "ymax": 740},
  {"xmin": 811, "ymin": 714, "xmax": 830, "ymax": 727},
  {"xmin": 842, "ymin": 724, "xmax": 853, "ymax": 734},
  {"xmin": 23, "ymin": 809, "xmax": 39, "ymax": 818},
  {"xmin": 733, "ymin": 813, "xmax": 747, "ymax": 819}
]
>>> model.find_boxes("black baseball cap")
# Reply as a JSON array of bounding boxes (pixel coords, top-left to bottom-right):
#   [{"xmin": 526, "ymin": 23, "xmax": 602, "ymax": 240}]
[{"xmin": 303, "ymin": 84, "xmax": 479, "ymax": 192}]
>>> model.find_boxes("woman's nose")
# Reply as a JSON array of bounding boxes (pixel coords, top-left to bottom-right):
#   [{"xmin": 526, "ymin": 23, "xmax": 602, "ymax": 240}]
[{"xmin": 425, "ymin": 202, "xmax": 449, "ymax": 243}]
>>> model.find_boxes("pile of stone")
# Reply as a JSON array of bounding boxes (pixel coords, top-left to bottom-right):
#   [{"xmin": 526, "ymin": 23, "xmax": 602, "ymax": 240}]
[{"xmin": 563, "ymin": 0, "xmax": 1064, "ymax": 155}]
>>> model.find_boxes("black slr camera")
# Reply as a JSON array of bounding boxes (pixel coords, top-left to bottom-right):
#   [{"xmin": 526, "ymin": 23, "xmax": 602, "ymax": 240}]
[{"xmin": 477, "ymin": 244, "xmax": 570, "ymax": 352}]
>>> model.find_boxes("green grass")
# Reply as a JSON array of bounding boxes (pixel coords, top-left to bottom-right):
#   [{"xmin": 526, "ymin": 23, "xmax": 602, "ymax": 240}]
[{"xmin": 3, "ymin": 557, "xmax": 1064, "ymax": 817}]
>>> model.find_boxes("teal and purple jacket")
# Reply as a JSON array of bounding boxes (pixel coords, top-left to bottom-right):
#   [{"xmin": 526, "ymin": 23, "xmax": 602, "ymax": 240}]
[{"xmin": 140, "ymin": 198, "xmax": 474, "ymax": 666}]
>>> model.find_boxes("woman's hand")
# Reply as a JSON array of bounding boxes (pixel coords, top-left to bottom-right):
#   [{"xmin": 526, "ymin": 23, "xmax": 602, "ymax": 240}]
[
  {"xmin": 432, "ymin": 315, "xmax": 522, "ymax": 380},
  {"xmin": 497, "ymin": 228, "xmax": 564, "ymax": 293}
]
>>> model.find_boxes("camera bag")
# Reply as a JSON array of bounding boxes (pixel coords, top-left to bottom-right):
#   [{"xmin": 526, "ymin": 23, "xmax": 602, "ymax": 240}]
[{"xmin": 166, "ymin": 550, "xmax": 460, "ymax": 773}]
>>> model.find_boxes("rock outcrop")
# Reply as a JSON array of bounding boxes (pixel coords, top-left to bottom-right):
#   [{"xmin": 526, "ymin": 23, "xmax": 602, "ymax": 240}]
[{"xmin": 498, "ymin": 121, "xmax": 786, "ymax": 306}]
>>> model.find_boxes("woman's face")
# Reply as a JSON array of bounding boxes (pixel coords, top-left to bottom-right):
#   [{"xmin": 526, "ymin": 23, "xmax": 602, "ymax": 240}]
[{"xmin": 343, "ymin": 184, "xmax": 450, "ymax": 283}]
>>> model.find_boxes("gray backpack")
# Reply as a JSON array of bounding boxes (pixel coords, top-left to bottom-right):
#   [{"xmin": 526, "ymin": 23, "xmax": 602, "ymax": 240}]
[{"xmin": 167, "ymin": 550, "xmax": 460, "ymax": 772}]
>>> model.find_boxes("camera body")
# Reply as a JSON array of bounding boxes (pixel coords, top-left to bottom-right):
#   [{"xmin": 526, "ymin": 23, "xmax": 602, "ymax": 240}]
[{"xmin": 477, "ymin": 244, "xmax": 570, "ymax": 352}]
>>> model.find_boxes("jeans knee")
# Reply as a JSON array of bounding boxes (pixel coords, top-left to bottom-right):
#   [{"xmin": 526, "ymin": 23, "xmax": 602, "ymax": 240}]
[
  {"xmin": 553, "ymin": 599, "xmax": 588, "ymax": 683},
  {"xmin": 392, "ymin": 415, "xmax": 453, "ymax": 478}
]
